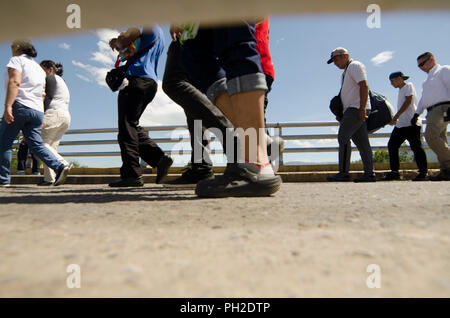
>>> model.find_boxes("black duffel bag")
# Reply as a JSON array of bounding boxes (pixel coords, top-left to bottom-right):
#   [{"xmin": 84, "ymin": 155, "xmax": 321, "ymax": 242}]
[
  {"xmin": 105, "ymin": 36, "xmax": 159, "ymax": 92},
  {"xmin": 366, "ymin": 90, "xmax": 395, "ymax": 133},
  {"xmin": 329, "ymin": 93, "xmax": 343, "ymax": 119},
  {"xmin": 105, "ymin": 65, "xmax": 127, "ymax": 92}
]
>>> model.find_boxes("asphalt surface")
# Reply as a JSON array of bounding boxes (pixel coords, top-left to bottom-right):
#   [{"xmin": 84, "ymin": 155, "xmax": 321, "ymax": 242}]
[{"xmin": 0, "ymin": 182, "xmax": 449, "ymax": 297}]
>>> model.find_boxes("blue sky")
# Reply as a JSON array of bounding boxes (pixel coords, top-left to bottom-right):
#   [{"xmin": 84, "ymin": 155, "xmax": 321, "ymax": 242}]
[{"xmin": 1, "ymin": 10, "xmax": 449, "ymax": 167}]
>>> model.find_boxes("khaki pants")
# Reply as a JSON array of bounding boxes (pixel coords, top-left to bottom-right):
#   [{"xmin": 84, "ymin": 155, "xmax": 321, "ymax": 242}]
[
  {"xmin": 41, "ymin": 109, "xmax": 71, "ymax": 182},
  {"xmin": 425, "ymin": 104, "xmax": 450, "ymax": 170}
]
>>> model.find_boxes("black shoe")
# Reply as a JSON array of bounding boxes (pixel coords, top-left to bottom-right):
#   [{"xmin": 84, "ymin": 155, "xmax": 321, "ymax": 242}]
[
  {"xmin": 412, "ymin": 172, "xmax": 429, "ymax": 182},
  {"xmin": 429, "ymin": 170, "xmax": 450, "ymax": 181},
  {"xmin": 156, "ymin": 155, "xmax": 173, "ymax": 184},
  {"xmin": 54, "ymin": 163, "xmax": 72, "ymax": 186},
  {"xmin": 354, "ymin": 174, "xmax": 377, "ymax": 183},
  {"xmin": 326, "ymin": 173, "xmax": 350, "ymax": 182},
  {"xmin": 382, "ymin": 171, "xmax": 400, "ymax": 181},
  {"xmin": 164, "ymin": 168, "xmax": 214, "ymax": 188},
  {"xmin": 108, "ymin": 176, "xmax": 144, "ymax": 187},
  {"xmin": 195, "ymin": 163, "xmax": 282, "ymax": 198},
  {"xmin": 37, "ymin": 180, "xmax": 53, "ymax": 186}
]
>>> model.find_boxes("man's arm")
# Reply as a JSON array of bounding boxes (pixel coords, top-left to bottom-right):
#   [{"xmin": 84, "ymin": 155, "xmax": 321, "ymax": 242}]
[
  {"xmin": 390, "ymin": 95, "xmax": 412, "ymax": 125},
  {"xmin": 358, "ymin": 80, "xmax": 369, "ymax": 122},
  {"xmin": 44, "ymin": 75, "xmax": 57, "ymax": 112},
  {"xmin": 4, "ymin": 68, "xmax": 22, "ymax": 124}
]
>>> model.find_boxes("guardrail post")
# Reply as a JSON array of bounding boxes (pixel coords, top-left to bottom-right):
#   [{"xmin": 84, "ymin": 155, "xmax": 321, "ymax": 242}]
[{"xmin": 277, "ymin": 125, "xmax": 283, "ymax": 166}]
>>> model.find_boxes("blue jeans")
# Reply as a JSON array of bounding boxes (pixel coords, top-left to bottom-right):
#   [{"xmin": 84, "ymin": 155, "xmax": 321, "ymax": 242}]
[
  {"xmin": 0, "ymin": 101, "xmax": 64, "ymax": 184},
  {"xmin": 181, "ymin": 22, "xmax": 267, "ymax": 102}
]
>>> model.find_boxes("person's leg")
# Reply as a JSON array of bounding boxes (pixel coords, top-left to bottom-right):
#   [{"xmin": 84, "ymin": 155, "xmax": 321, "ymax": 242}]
[
  {"xmin": 350, "ymin": 115, "xmax": 374, "ymax": 177},
  {"xmin": 337, "ymin": 109, "xmax": 363, "ymax": 175},
  {"xmin": 30, "ymin": 152, "xmax": 40, "ymax": 174},
  {"xmin": 213, "ymin": 23, "xmax": 269, "ymax": 166},
  {"xmin": 129, "ymin": 78, "xmax": 167, "ymax": 169},
  {"xmin": 21, "ymin": 108, "xmax": 65, "ymax": 174},
  {"xmin": 406, "ymin": 125, "xmax": 428, "ymax": 175},
  {"xmin": 0, "ymin": 107, "xmax": 23, "ymax": 184},
  {"xmin": 42, "ymin": 129, "xmax": 69, "ymax": 182},
  {"xmin": 117, "ymin": 78, "xmax": 160, "ymax": 179},
  {"xmin": 185, "ymin": 114, "xmax": 213, "ymax": 174},
  {"xmin": 163, "ymin": 40, "xmax": 227, "ymax": 170},
  {"xmin": 195, "ymin": 22, "xmax": 282, "ymax": 197},
  {"xmin": 424, "ymin": 105, "xmax": 450, "ymax": 172},
  {"xmin": 387, "ymin": 127, "xmax": 405, "ymax": 173},
  {"xmin": 16, "ymin": 140, "xmax": 28, "ymax": 171}
]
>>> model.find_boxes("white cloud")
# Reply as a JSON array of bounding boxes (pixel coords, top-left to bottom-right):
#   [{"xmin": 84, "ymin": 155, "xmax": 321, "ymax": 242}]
[
  {"xmin": 95, "ymin": 28, "xmax": 120, "ymax": 44},
  {"xmin": 72, "ymin": 60, "xmax": 109, "ymax": 87},
  {"xmin": 371, "ymin": 51, "xmax": 395, "ymax": 66},
  {"xmin": 292, "ymin": 140, "xmax": 314, "ymax": 148},
  {"xmin": 72, "ymin": 28, "xmax": 186, "ymax": 126},
  {"xmin": 139, "ymin": 81, "xmax": 187, "ymax": 126},
  {"xmin": 76, "ymin": 74, "xmax": 92, "ymax": 83},
  {"xmin": 59, "ymin": 42, "xmax": 71, "ymax": 50},
  {"xmin": 72, "ymin": 28, "xmax": 120, "ymax": 86}
]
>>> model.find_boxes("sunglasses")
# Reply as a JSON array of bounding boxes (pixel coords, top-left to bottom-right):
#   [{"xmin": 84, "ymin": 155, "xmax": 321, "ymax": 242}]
[{"xmin": 418, "ymin": 58, "xmax": 430, "ymax": 68}]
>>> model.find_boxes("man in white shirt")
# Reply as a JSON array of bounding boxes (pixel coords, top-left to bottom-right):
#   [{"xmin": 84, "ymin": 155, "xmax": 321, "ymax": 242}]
[
  {"xmin": 383, "ymin": 72, "xmax": 428, "ymax": 181},
  {"xmin": 326, "ymin": 47, "xmax": 375, "ymax": 182},
  {"xmin": 412, "ymin": 52, "xmax": 450, "ymax": 181}
]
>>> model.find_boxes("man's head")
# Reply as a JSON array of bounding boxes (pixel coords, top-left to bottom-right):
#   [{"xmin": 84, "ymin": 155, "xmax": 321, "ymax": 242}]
[
  {"xmin": 327, "ymin": 47, "xmax": 350, "ymax": 69},
  {"xmin": 389, "ymin": 71, "xmax": 409, "ymax": 88},
  {"xmin": 417, "ymin": 52, "xmax": 436, "ymax": 73}
]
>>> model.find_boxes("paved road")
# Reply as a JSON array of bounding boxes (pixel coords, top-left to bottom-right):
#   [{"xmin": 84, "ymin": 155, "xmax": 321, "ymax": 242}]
[{"xmin": 0, "ymin": 182, "xmax": 449, "ymax": 297}]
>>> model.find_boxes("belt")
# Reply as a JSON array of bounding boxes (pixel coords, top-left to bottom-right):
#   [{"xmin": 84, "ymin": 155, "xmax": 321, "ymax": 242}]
[{"xmin": 427, "ymin": 101, "xmax": 450, "ymax": 112}]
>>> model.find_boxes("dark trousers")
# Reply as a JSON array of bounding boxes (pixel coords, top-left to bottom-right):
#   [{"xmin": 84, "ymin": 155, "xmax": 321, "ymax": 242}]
[
  {"xmin": 162, "ymin": 41, "xmax": 235, "ymax": 174},
  {"xmin": 17, "ymin": 141, "xmax": 40, "ymax": 172},
  {"xmin": 117, "ymin": 77, "xmax": 165, "ymax": 178},
  {"xmin": 388, "ymin": 125, "xmax": 427, "ymax": 174},
  {"xmin": 338, "ymin": 108, "xmax": 374, "ymax": 175}
]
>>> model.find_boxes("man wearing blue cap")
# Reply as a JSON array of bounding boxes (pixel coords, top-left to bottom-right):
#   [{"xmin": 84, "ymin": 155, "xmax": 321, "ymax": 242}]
[{"xmin": 384, "ymin": 72, "xmax": 428, "ymax": 181}]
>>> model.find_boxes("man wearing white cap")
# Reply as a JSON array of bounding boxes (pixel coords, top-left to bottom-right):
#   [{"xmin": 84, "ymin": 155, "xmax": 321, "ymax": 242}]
[{"xmin": 327, "ymin": 47, "xmax": 375, "ymax": 182}]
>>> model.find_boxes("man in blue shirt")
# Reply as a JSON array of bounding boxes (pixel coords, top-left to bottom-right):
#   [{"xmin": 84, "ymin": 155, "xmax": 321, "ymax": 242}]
[{"xmin": 109, "ymin": 25, "xmax": 173, "ymax": 187}]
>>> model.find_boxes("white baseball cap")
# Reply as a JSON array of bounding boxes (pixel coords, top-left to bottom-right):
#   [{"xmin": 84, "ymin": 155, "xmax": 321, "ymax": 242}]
[{"xmin": 327, "ymin": 47, "xmax": 349, "ymax": 64}]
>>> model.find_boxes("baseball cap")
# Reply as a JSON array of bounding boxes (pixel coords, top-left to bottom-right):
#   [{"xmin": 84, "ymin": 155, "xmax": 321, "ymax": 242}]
[
  {"xmin": 389, "ymin": 71, "xmax": 409, "ymax": 80},
  {"xmin": 327, "ymin": 47, "xmax": 349, "ymax": 64}
]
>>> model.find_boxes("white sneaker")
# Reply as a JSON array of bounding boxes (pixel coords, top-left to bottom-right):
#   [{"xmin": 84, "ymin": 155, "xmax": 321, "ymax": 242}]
[{"xmin": 0, "ymin": 183, "xmax": 10, "ymax": 188}]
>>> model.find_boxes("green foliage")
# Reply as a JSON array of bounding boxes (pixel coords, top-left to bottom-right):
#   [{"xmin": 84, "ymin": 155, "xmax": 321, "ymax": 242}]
[
  {"xmin": 353, "ymin": 149, "xmax": 414, "ymax": 164},
  {"xmin": 373, "ymin": 150, "xmax": 389, "ymax": 164},
  {"xmin": 69, "ymin": 160, "xmax": 87, "ymax": 168}
]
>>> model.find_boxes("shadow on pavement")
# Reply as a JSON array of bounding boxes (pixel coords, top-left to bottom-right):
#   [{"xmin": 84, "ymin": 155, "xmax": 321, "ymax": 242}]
[{"xmin": 0, "ymin": 186, "xmax": 198, "ymax": 204}]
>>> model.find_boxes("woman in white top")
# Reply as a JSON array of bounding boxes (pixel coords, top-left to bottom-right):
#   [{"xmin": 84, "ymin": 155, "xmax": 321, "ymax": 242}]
[
  {"xmin": 39, "ymin": 60, "xmax": 71, "ymax": 185},
  {"xmin": 0, "ymin": 39, "xmax": 71, "ymax": 187}
]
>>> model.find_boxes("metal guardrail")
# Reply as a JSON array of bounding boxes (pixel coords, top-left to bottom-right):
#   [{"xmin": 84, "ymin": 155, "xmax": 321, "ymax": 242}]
[{"xmin": 13, "ymin": 121, "xmax": 449, "ymax": 165}]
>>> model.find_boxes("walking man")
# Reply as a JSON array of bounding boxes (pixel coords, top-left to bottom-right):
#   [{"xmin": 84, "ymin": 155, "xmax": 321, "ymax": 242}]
[
  {"xmin": 384, "ymin": 72, "xmax": 428, "ymax": 181},
  {"xmin": 108, "ymin": 26, "xmax": 173, "ymax": 187},
  {"xmin": 412, "ymin": 52, "xmax": 450, "ymax": 181},
  {"xmin": 326, "ymin": 47, "xmax": 375, "ymax": 182}
]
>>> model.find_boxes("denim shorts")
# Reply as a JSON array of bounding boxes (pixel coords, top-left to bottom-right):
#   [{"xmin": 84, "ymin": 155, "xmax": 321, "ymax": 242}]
[{"xmin": 180, "ymin": 21, "xmax": 267, "ymax": 102}]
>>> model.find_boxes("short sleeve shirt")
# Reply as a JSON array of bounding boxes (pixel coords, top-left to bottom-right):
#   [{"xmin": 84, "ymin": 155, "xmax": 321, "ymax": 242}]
[
  {"xmin": 5, "ymin": 54, "xmax": 46, "ymax": 112},
  {"xmin": 396, "ymin": 82, "xmax": 420, "ymax": 128},
  {"xmin": 126, "ymin": 25, "xmax": 165, "ymax": 81},
  {"xmin": 341, "ymin": 60, "xmax": 371, "ymax": 111}
]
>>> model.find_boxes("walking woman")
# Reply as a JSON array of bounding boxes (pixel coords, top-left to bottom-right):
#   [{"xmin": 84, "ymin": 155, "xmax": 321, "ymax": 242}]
[
  {"xmin": 0, "ymin": 39, "xmax": 71, "ymax": 187},
  {"xmin": 39, "ymin": 60, "xmax": 71, "ymax": 185}
]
